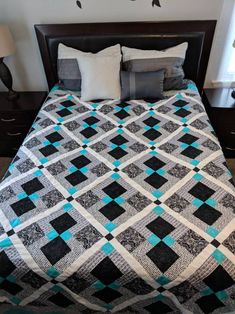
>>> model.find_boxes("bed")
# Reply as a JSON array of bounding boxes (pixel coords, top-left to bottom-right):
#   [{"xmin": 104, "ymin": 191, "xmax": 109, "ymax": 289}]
[{"xmin": 0, "ymin": 21, "xmax": 235, "ymax": 314}]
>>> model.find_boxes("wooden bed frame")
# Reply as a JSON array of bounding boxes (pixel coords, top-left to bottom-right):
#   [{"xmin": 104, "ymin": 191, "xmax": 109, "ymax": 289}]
[{"xmin": 35, "ymin": 21, "xmax": 216, "ymax": 93}]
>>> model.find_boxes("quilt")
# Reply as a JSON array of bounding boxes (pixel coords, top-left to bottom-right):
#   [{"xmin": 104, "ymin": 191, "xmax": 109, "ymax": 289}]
[{"xmin": 0, "ymin": 82, "xmax": 234, "ymax": 314}]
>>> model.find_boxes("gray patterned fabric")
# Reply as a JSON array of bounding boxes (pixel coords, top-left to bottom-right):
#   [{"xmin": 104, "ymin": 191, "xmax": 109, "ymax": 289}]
[
  {"xmin": 121, "ymin": 70, "xmax": 164, "ymax": 100},
  {"xmin": 0, "ymin": 82, "xmax": 234, "ymax": 314}
]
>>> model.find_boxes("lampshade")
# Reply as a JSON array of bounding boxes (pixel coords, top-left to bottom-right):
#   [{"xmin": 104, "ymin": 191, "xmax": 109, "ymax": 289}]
[{"xmin": 0, "ymin": 25, "xmax": 15, "ymax": 58}]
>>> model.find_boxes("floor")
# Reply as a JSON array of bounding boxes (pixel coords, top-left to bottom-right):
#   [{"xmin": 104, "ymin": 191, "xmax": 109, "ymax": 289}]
[{"xmin": 0, "ymin": 157, "xmax": 235, "ymax": 183}]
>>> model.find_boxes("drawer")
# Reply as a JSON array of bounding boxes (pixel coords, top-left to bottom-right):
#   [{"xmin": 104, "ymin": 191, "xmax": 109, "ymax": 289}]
[
  {"xmin": 222, "ymin": 146, "xmax": 235, "ymax": 159},
  {"xmin": 0, "ymin": 139, "xmax": 23, "ymax": 157},
  {"xmin": 209, "ymin": 109, "xmax": 235, "ymax": 133},
  {"xmin": 0, "ymin": 126, "xmax": 29, "ymax": 140},
  {"xmin": 0, "ymin": 111, "xmax": 36, "ymax": 127}
]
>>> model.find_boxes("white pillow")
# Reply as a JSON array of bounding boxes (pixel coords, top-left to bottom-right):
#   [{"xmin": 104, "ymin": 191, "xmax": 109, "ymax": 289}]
[
  {"xmin": 78, "ymin": 54, "xmax": 121, "ymax": 101},
  {"xmin": 58, "ymin": 43, "xmax": 121, "ymax": 59},
  {"xmin": 57, "ymin": 44, "xmax": 121, "ymax": 91},
  {"xmin": 122, "ymin": 43, "xmax": 188, "ymax": 62}
]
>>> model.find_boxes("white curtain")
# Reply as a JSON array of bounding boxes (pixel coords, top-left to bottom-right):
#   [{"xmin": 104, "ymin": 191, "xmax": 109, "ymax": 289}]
[{"xmin": 217, "ymin": 0, "xmax": 235, "ymax": 83}]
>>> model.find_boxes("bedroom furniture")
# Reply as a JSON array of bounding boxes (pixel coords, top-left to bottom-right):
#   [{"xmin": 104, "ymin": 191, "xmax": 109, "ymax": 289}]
[
  {"xmin": 0, "ymin": 91, "xmax": 47, "ymax": 157},
  {"xmin": 35, "ymin": 21, "xmax": 216, "ymax": 93},
  {"xmin": 203, "ymin": 88, "xmax": 235, "ymax": 158},
  {"xmin": 0, "ymin": 25, "xmax": 18, "ymax": 100}
]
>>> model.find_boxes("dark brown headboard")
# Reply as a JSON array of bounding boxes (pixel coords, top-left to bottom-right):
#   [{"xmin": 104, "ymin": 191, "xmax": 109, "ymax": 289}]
[{"xmin": 35, "ymin": 21, "xmax": 216, "ymax": 93}]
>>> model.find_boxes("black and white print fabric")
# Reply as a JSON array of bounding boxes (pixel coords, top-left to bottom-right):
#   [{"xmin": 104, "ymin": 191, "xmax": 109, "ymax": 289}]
[{"xmin": 0, "ymin": 82, "xmax": 234, "ymax": 314}]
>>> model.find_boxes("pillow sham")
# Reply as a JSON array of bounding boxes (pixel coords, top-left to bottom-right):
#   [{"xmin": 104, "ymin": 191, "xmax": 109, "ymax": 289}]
[
  {"xmin": 78, "ymin": 54, "xmax": 121, "ymax": 101},
  {"xmin": 121, "ymin": 70, "xmax": 164, "ymax": 101},
  {"xmin": 122, "ymin": 42, "xmax": 188, "ymax": 91},
  {"xmin": 57, "ymin": 44, "xmax": 121, "ymax": 91}
]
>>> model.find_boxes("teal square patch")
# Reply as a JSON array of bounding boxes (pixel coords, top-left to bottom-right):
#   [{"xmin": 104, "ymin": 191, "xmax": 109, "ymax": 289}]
[
  {"xmin": 152, "ymin": 190, "xmax": 163, "ymax": 198},
  {"xmin": 207, "ymin": 227, "xmax": 219, "ymax": 238},
  {"xmin": 64, "ymin": 203, "xmax": 73, "ymax": 212},
  {"xmin": 193, "ymin": 173, "xmax": 203, "ymax": 181},
  {"xmin": 94, "ymin": 280, "xmax": 105, "ymax": 290},
  {"xmin": 153, "ymin": 206, "xmax": 164, "ymax": 216},
  {"xmin": 68, "ymin": 187, "xmax": 77, "ymax": 195},
  {"xmin": 47, "ymin": 267, "xmax": 60, "ymax": 278},
  {"xmin": 69, "ymin": 166, "xmax": 78, "ymax": 173},
  {"xmin": 163, "ymin": 235, "xmax": 175, "ymax": 247},
  {"xmin": 29, "ymin": 193, "xmax": 39, "ymax": 201},
  {"xmin": 216, "ymin": 290, "xmax": 228, "ymax": 301},
  {"xmin": 105, "ymin": 222, "xmax": 117, "ymax": 232},
  {"xmin": 212, "ymin": 249, "xmax": 225, "ymax": 264},
  {"xmin": 156, "ymin": 275, "xmax": 170, "ymax": 285},
  {"xmin": 205, "ymin": 198, "xmax": 217, "ymax": 207},
  {"xmin": 0, "ymin": 238, "xmax": 12, "ymax": 248},
  {"xmin": 111, "ymin": 173, "xmax": 121, "ymax": 180},
  {"xmin": 10, "ymin": 218, "xmax": 21, "ymax": 228},
  {"xmin": 102, "ymin": 196, "xmax": 112, "ymax": 204},
  {"xmin": 17, "ymin": 192, "xmax": 27, "ymax": 200},
  {"xmin": 47, "ymin": 230, "xmax": 59, "ymax": 240},
  {"xmin": 193, "ymin": 198, "xmax": 204, "ymax": 208},
  {"xmin": 115, "ymin": 196, "xmax": 125, "ymax": 205},
  {"xmin": 34, "ymin": 170, "xmax": 43, "ymax": 177},
  {"xmin": 61, "ymin": 231, "xmax": 72, "ymax": 241},
  {"xmin": 102, "ymin": 242, "xmax": 114, "ymax": 255},
  {"xmin": 148, "ymin": 234, "xmax": 160, "ymax": 246}
]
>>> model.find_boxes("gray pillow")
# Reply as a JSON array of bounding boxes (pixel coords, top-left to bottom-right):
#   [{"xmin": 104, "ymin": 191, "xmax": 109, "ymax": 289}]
[
  {"xmin": 121, "ymin": 70, "xmax": 164, "ymax": 101},
  {"xmin": 122, "ymin": 43, "xmax": 188, "ymax": 91}
]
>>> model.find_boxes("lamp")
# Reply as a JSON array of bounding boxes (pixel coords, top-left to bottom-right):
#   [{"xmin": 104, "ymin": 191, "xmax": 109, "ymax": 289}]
[
  {"xmin": 0, "ymin": 25, "xmax": 18, "ymax": 100},
  {"xmin": 232, "ymin": 39, "xmax": 235, "ymax": 99}
]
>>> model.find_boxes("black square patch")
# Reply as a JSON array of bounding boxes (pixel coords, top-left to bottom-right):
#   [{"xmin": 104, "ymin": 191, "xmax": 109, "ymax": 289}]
[
  {"xmin": 46, "ymin": 132, "xmax": 64, "ymax": 143},
  {"xmin": 40, "ymin": 145, "xmax": 58, "ymax": 157},
  {"xmin": 181, "ymin": 146, "xmax": 203, "ymax": 159},
  {"xmin": 65, "ymin": 171, "xmax": 88, "ymax": 186},
  {"xmin": 103, "ymin": 182, "xmax": 126, "ymax": 199},
  {"xmin": 50, "ymin": 213, "xmax": 76, "ymax": 234},
  {"xmin": 21, "ymin": 178, "xmax": 44, "ymax": 195},
  {"xmin": 41, "ymin": 237, "xmax": 71, "ymax": 265},
  {"xmin": 71, "ymin": 156, "xmax": 91, "ymax": 169},
  {"xmin": 0, "ymin": 251, "xmax": 16, "ymax": 277},
  {"xmin": 11, "ymin": 198, "xmax": 36, "ymax": 216},
  {"xmin": 145, "ymin": 173, "xmax": 167, "ymax": 189},
  {"xmin": 189, "ymin": 182, "xmax": 215, "ymax": 202}
]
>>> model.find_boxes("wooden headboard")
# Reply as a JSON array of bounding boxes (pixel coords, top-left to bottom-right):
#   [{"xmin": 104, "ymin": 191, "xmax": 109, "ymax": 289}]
[{"xmin": 35, "ymin": 21, "xmax": 216, "ymax": 93}]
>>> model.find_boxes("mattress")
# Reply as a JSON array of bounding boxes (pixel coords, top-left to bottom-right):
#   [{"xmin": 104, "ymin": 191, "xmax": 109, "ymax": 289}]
[{"xmin": 0, "ymin": 82, "xmax": 234, "ymax": 314}]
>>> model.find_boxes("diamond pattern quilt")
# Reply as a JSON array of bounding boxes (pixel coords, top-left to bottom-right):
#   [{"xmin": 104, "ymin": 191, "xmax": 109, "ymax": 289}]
[{"xmin": 0, "ymin": 82, "xmax": 234, "ymax": 314}]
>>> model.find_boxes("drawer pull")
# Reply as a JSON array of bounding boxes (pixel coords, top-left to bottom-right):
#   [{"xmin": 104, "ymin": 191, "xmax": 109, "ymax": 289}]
[
  {"xmin": 7, "ymin": 132, "xmax": 22, "ymax": 136},
  {"xmin": 225, "ymin": 147, "xmax": 235, "ymax": 151},
  {"xmin": 1, "ymin": 118, "xmax": 16, "ymax": 122}
]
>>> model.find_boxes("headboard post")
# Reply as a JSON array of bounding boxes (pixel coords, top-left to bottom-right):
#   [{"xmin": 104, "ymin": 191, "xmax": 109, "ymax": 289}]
[{"xmin": 35, "ymin": 21, "xmax": 216, "ymax": 93}]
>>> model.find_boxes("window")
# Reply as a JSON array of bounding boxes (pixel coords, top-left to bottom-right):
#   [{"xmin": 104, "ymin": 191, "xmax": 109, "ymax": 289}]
[
  {"xmin": 216, "ymin": 1, "xmax": 235, "ymax": 84},
  {"xmin": 228, "ymin": 41, "xmax": 235, "ymax": 74}
]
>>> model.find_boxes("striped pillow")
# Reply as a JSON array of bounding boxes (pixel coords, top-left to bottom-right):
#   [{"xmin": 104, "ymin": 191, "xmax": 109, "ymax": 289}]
[
  {"xmin": 57, "ymin": 44, "xmax": 121, "ymax": 91},
  {"xmin": 122, "ymin": 43, "xmax": 188, "ymax": 91},
  {"xmin": 121, "ymin": 70, "xmax": 164, "ymax": 101}
]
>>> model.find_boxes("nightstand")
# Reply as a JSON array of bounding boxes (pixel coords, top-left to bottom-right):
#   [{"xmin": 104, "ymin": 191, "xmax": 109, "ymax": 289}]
[
  {"xmin": 202, "ymin": 88, "xmax": 235, "ymax": 158},
  {"xmin": 0, "ymin": 91, "xmax": 47, "ymax": 157}
]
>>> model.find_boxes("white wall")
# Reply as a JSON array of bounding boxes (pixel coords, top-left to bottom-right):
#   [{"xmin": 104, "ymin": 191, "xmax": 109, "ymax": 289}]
[{"xmin": 0, "ymin": 0, "xmax": 228, "ymax": 91}]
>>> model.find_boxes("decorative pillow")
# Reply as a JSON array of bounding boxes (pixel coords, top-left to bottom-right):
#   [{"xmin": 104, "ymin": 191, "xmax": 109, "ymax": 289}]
[
  {"xmin": 57, "ymin": 44, "xmax": 121, "ymax": 91},
  {"xmin": 78, "ymin": 54, "xmax": 121, "ymax": 101},
  {"xmin": 121, "ymin": 70, "xmax": 164, "ymax": 101},
  {"xmin": 122, "ymin": 42, "xmax": 188, "ymax": 91}
]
